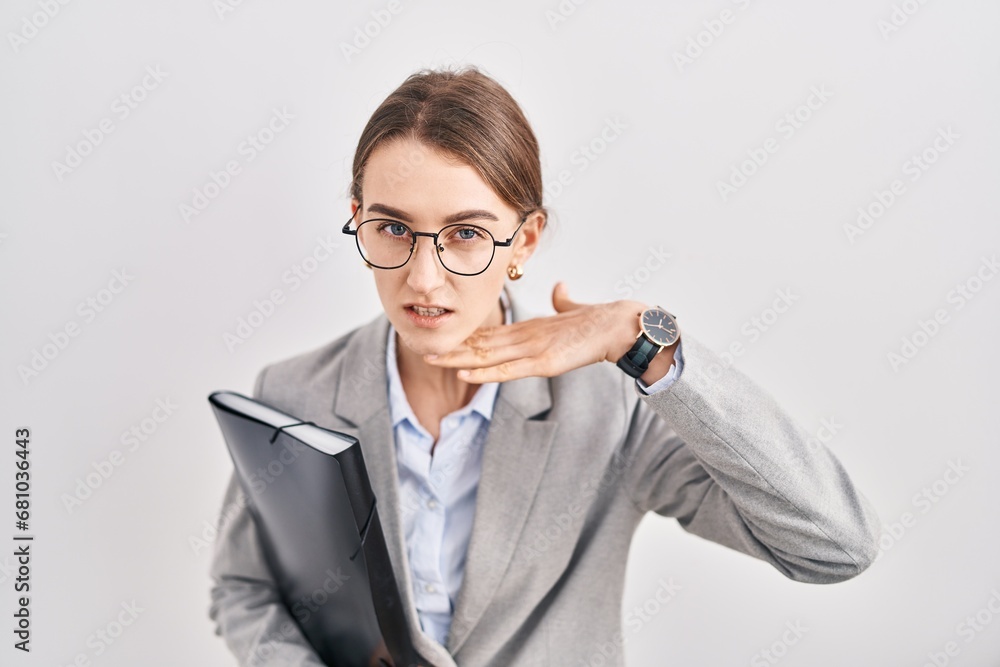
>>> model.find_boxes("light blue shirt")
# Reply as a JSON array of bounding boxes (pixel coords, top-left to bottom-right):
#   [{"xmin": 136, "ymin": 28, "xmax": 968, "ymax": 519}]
[{"xmin": 385, "ymin": 290, "xmax": 685, "ymax": 646}]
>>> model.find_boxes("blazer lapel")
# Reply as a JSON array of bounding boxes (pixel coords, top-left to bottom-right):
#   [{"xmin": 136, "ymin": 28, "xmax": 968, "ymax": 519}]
[
  {"xmin": 445, "ymin": 292, "xmax": 559, "ymax": 655},
  {"xmin": 330, "ymin": 311, "xmax": 457, "ymax": 666},
  {"xmin": 330, "ymin": 289, "xmax": 558, "ymax": 663}
]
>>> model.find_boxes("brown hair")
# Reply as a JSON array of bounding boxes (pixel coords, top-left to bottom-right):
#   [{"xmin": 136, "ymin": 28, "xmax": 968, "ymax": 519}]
[{"xmin": 350, "ymin": 65, "xmax": 548, "ymax": 232}]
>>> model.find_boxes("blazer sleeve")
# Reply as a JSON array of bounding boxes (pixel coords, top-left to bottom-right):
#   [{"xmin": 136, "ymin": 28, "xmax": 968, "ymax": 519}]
[
  {"xmin": 207, "ymin": 367, "xmax": 328, "ymax": 666},
  {"xmin": 619, "ymin": 331, "xmax": 883, "ymax": 584}
]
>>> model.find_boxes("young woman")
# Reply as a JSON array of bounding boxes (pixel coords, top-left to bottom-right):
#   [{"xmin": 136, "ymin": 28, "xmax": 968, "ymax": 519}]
[{"xmin": 208, "ymin": 66, "xmax": 882, "ymax": 667}]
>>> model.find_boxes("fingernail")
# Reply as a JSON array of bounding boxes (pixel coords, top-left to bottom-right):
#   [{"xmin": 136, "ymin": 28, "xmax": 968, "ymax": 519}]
[
  {"xmin": 457, "ymin": 369, "xmax": 470, "ymax": 377},
  {"xmin": 424, "ymin": 354, "xmax": 437, "ymax": 360}
]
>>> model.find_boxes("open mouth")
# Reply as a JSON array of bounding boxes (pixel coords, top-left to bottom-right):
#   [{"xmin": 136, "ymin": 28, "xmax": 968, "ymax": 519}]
[
  {"xmin": 407, "ymin": 305, "xmax": 451, "ymax": 317},
  {"xmin": 405, "ymin": 305, "xmax": 454, "ymax": 327}
]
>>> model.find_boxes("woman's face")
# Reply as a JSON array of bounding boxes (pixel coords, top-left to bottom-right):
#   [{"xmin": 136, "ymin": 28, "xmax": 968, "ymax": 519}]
[{"xmin": 352, "ymin": 137, "xmax": 540, "ymax": 357}]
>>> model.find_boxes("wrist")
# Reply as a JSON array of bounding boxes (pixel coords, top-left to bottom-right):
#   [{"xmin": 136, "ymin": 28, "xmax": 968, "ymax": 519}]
[
  {"xmin": 607, "ymin": 300, "xmax": 680, "ymax": 382},
  {"xmin": 605, "ymin": 300, "xmax": 649, "ymax": 364},
  {"xmin": 639, "ymin": 339, "xmax": 678, "ymax": 385}
]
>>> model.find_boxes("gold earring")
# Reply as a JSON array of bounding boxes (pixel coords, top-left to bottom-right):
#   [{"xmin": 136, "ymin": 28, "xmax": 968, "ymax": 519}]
[{"xmin": 507, "ymin": 264, "xmax": 524, "ymax": 280}]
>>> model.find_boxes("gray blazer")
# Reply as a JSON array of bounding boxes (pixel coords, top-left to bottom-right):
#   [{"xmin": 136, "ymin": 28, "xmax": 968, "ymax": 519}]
[{"xmin": 208, "ymin": 290, "xmax": 882, "ymax": 667}]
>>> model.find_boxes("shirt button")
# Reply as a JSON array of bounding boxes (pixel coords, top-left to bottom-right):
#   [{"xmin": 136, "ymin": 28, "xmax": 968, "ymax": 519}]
[
  {"xmin": 425, "ymin": 583, "xmax": 436, "ymax": 593},
  {"xmin": 427, "ymin": 498, "xmax": 439, "ymax": 510}
]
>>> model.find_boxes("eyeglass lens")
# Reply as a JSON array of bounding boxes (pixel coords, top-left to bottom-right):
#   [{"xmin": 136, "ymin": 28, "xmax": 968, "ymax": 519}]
[{"xmin": 356, "ymin": 220, "xmax": 496, "ymax": 274}]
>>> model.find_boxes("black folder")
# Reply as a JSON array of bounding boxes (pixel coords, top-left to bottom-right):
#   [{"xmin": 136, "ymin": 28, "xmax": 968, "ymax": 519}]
[{"xmin": 208, "ymin": 390, "xmax": 424, "ymax": 667}]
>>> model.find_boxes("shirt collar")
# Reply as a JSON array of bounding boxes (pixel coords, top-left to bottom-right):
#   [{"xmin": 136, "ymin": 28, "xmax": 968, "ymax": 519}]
[{"xmin": 386, "ymin": 287, "xmax": 512, "ymax": 429}]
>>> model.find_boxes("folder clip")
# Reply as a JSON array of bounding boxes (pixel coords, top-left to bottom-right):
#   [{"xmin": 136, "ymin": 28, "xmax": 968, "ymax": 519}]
[
  {"xmin": 350, "ymin": 498, "xmax": 378, "ymax": 562},
  {"xmin": 268, "ymin": 421, "xmax": 316, "ymax": 445}
]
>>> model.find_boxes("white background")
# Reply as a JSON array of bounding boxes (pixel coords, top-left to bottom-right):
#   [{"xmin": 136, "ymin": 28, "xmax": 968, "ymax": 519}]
[{"xmin": 2, "ymin": 0, "xmax": 999, "ymax": 665}]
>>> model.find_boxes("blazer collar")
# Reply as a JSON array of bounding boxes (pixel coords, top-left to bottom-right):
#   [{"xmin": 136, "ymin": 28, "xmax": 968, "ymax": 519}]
[{"xmin": 331, "ymin": 285, "xmax": 559, "ymax": 662}]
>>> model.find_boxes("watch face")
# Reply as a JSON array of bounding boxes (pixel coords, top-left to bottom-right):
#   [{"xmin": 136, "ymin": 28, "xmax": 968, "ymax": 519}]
[{"xmin": 641, "ymin": 308, "xmax": 679, "ymax": 346}]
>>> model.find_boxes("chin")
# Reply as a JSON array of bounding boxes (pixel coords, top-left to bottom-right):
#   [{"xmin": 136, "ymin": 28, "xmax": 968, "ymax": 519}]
[{"xmin": 397, "ymin": 327, "xmax": 459, "ymax": 355}]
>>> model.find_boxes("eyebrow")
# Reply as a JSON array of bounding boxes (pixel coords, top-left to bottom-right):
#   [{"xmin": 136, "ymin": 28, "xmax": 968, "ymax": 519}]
[{"xmin": 365, "ymin": 203, "xmax": 500, "ymax": 225}]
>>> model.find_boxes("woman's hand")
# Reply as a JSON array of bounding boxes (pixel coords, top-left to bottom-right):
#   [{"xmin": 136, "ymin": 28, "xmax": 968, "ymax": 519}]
[{"xmin": 422, "ymin": 282, "xmax": 671, "ymax": 384}]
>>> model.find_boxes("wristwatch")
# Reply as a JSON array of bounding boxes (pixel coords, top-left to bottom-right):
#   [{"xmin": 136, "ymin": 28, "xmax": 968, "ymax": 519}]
[{"xmin": 616, "ymin": 305, "xmax": 680, "ymax": 378}]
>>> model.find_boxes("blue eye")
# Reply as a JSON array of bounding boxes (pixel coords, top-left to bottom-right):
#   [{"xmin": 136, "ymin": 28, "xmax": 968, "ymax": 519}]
[
  {"xmin": 376, "ymin": 222, "xmax": 410, "ymax": 238},
  {"xmin": 449, "ymin": 227, "xmax": 487, "ymax": 243}
]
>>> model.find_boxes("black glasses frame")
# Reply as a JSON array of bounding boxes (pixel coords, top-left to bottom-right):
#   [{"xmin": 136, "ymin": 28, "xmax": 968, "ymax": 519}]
[{"xmin": 341, "ymin": 209, "xmax": 532, "ymax": 276}]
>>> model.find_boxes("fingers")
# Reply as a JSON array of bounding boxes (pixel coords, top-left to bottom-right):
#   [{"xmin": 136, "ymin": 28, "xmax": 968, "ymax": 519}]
[
  {"xmin": 424, "ymin": 318, "xmax": 540, "ymax": 365},
  {"xmin": 456, "ymin": 355, "xmax": 548, "ymax": 384},
  {"xmin": 424, "ymin": 333, "xmax": 536, "ymax": 369},
  {"xmin": 423, "ymin": 304, "xmax": 598, "ymax": 382}
]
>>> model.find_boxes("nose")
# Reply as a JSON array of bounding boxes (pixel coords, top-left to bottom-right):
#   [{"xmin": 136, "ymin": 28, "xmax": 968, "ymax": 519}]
[{"xmin": 405, "ymin": 234, "xmax": 447, "ymax": 293}]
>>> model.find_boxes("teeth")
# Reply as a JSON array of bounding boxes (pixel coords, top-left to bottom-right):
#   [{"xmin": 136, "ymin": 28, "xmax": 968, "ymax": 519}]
[{"xmin": 412, "ymin": 306, "xmax": 447, "ymax": 316}]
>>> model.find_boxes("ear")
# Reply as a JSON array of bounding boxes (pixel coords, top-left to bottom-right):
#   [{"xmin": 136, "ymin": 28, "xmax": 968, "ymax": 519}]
[{"xmin": 513, "ymin": 210, "xmax": 546, "ymax": 265}]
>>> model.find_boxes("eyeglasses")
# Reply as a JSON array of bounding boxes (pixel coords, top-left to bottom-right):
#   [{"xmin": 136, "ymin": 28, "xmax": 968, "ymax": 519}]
[{"xmin": 341, "ymin": 209, "xmax": 531, "ymax": 276}]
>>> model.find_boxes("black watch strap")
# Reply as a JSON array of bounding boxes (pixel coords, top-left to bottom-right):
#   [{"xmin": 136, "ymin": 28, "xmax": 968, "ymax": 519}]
[{"xmin": 616, "ymin": 334, "xmax": 659, "ymax": 378}]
